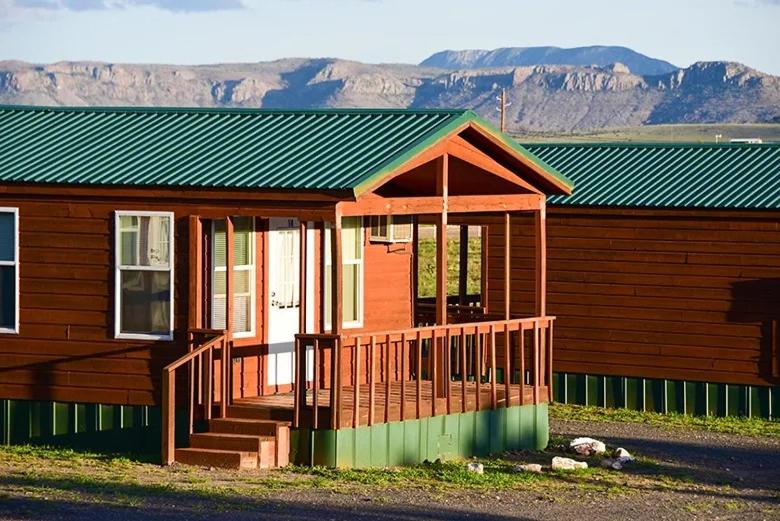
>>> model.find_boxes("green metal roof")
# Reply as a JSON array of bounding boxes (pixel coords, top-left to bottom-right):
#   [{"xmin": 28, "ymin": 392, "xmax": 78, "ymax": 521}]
[
  {"xmin": 527, "ymin": 143, "xmax": 780, "ymax": 210},
  {"xmin": 0, "ymin": 106, "xmax": 571, "ymax": 194}
]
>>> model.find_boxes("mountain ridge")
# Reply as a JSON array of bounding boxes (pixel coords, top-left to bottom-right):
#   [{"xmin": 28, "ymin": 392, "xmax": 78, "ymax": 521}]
[{"xmin": 1, "ymin": 52, "xmax": 778, "ymax": 132}]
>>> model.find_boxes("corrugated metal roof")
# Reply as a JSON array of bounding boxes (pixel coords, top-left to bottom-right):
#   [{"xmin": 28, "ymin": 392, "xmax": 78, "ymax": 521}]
[
  {"xmin": 527, "ymin": 143, "xmax": 780, "ymax": 210},
  {"xmin": 0, "ymin": 106, "xmax": 571, "ymax": 194}
]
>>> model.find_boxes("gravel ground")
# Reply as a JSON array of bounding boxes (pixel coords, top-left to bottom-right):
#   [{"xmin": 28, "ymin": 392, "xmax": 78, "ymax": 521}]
[{"xmin": 1, "ymin": 418, "xmax": 778, "ymax": 521}]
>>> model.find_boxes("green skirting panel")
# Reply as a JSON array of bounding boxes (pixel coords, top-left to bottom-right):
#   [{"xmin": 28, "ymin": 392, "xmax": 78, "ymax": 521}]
[
  {"xmin": 553, "ymin": 372, "xmax": 780, "ymax": 420},
  {"xmin": 290, "ymin": 403, "xmax": 548, "ymax": 468},
  {"xmin": 0, "ymin": 399, "xmax": 188, "ymax": 454}
]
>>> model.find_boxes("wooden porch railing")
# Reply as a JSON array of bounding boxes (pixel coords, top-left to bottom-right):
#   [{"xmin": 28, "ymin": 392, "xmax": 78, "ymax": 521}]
[
  {"xmin": 293, "ymin": 316, "xmax": 554, "ymax": 431},
  {"xmin": 161, "ymin": 328, "xmax": 229, "ymax": 465}
]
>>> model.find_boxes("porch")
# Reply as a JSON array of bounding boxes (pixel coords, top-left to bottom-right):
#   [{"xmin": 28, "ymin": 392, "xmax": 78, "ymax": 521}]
[{"xmin": 160, "ymin": 113, "xmax": 570, "ymax": 468}]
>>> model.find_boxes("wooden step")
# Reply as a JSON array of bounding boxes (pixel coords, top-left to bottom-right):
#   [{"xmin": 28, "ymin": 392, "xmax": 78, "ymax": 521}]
[
  {"xmin": 227, "ymin": 404, "xmax": 295, "ymax": 422},
  {"xmin": 190, "ymin": 433, "xmax": 277, "ymax": 469},
  {"xmin": 174, "ymin": 448, "xmax": 257, "ymax": 470},
  {"xmin": 208, "ymin": 418, "xmax": 290, "ymax": 467}
]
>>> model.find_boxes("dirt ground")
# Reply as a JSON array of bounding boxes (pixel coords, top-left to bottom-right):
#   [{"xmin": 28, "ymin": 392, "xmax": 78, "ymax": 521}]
[{"xmin": 1, "ymin": 417, "xmax": 778, "ymax": 521}]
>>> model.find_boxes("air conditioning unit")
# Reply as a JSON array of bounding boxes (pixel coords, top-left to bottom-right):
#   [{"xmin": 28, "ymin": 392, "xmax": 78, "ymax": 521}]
[{"xmin": 367, "ymin": 215, "xmax": 413, "ymax": 243}]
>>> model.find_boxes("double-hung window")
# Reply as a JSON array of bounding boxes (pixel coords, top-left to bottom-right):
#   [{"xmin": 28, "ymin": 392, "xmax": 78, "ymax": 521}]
[
  {"xmin": 211, "ymin": 217, "xmax": 255, "ymax": 337},
  {"xmin": 115, "ymin": 211, "xmax": 174, "ymax": 340},
  {"xmin": 0, "ymin": 208, "xmax": 19, "ymax": 334},
  {"xmin": 324, "ymin": 217, "xmax": 363, "ymax": 329}
]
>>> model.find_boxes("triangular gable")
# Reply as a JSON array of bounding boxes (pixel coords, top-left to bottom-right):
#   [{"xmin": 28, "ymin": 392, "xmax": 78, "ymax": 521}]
[{"xmin": 352, "ymin": 111, "xmax": 574, "ymax": 198}]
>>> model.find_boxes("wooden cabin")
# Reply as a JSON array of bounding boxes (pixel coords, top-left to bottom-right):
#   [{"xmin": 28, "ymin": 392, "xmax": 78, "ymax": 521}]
[
  {"xmin": 491, "ymin": 143, "xmax": 780, "ymax": 419},
  {"xmin": 0, "ymin": 106, "xmax": 572, "ymax": 468}
]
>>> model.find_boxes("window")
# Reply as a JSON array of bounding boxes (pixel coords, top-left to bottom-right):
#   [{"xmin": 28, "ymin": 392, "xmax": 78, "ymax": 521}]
[
  {"xmin": 211, "ymin": 217, "xmax": 255, "ymax": 337},
  {"xmin": 0, "ymin": 208, "xmax": 18, "ymax": 334},
  {"xmin": 115, "ymin": 211, "xmax": 174, "ymax": 340},
  {"xmin": 368, "ymin": 215, "xmax": 412, "ymax": 243},
  {"xmin": 324, "ymin": 217, "xmax": 363, "ymax": 329}
]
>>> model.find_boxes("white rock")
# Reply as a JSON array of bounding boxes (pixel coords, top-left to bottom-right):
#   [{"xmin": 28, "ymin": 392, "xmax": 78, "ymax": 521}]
[
  {"xmin": 514, "ymin": 463, "xmax": 543, "ymax": 473},
  {"xmin": 614, "ymin": 447, "xmax": 634, "ymax": 463},
  {"xmin": 570, "ymin": 437, "xmax": 607, "ymax": 456},
  {"xmin": 552, "ymin": 456, "xmax": 588, "ymax": 471},
  {"xmin": 466, "ymin": 462, "xmax": 484, "ymax": 474}
]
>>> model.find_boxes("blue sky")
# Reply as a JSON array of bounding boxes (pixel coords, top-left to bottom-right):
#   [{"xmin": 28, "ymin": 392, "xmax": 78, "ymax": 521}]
[{"xmin": 1, "ymin": 0, "xmax": 779, "ymax": 74}]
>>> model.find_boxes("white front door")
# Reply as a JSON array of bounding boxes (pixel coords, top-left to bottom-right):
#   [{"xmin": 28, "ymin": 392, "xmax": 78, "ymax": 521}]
[{"xmin": 267, "ymin": 218, "xmax": 301, "ymax": 387}]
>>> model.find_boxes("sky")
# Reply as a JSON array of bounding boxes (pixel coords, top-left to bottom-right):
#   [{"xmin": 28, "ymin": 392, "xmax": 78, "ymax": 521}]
[{"xmin": 0, "ymin": 0, "xmax": 779, "ymax": 74}]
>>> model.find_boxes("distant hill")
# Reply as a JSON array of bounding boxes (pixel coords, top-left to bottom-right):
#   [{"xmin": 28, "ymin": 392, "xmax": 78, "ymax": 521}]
[
  {"xmin": 420, "ymin": 46, "xmax": 679, "ymax": 76},
  {"xmin": 1, "ymin": 52, "xmax": 779, "ymax": 132}
]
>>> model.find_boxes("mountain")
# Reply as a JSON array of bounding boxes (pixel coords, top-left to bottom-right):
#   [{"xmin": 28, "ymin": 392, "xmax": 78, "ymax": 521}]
[
  {"xmin": 1, "ymin": 57, "xmax": 778, "ymax": 132},
  {"xmin": 420, "ymin": 46, "xmax": 679, "ymax": 76}
]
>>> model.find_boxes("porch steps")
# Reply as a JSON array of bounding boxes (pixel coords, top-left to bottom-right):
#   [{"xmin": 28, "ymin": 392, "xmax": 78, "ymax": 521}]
[
  {"xmin": 174, "ymin": 447, "xmax": 258, "ymax": 470},
  {"xmin": 174, "ymin": 418, "xmax": 290, "ymax": 470}
]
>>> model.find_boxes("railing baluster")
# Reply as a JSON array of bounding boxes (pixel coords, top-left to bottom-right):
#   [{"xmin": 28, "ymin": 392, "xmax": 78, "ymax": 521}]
[
  {"xmin": 431, "ymin": 329, "xmax": 437, "ymax": 418},
  {"xmin": 533, "ymin": 321, "xmax": 540, "ymax": 405},
  {"xmin": 460, "ymin": 327, "xmax": 467, "ymax": 413},
  {"xmin": 353, "ymin": 337, "xmax": 361, "ymax": 428},
  {"xmin": 188, "ymin": 335, "xmax": 195, "ymax": 436},
  {"xmin": 445, "ymin": 328, "xmax": 452, "ymax": 415},
  {"xmin": 162, "ymin": 369, "xmax": 175, "ymax": 465},
  {"xmin": 490, "ymin": 324, "xmax": 497, "ymax": 409},
  {"xmin": 504, "ymin": 322, "xmax": 511, "ymax": 408},
  {"xmin": 475, "ymin": 327, "xmax": 481, "ymax": 411},
  {"xmin": 369, "ymin": 336, "xmax": 375, "ymax": 426},
  {"xmin": 385, "ymin": 334, "xmax": 391, "ymax": 423},
  {"xmin": 220, "ymin": 337, "xmax": 228, "ymax": 418},
  {"xmin": 293, "ymin": 338, "xmax": 301, "ymax": 428},
  {"xmin": 400, "ymin": 332, "xmax": 407, "ymax": 421},
  {"xmin": 416, "ymin": 331, "xmax": 422, "ymax": 420},
  {"xmin": 205, "ymin": 347, "xmax": 213, "ymax": 420},
  {"xmin": 313, "ymin": 338, "xmax": 320, "ymax": 430},
  {"xmin": 519, "ymin": 324, "xmax": 526, "ymax": 406},
  {"xmin": 547, "ymin": 320, "xmax": 554, "ymax": 402}
]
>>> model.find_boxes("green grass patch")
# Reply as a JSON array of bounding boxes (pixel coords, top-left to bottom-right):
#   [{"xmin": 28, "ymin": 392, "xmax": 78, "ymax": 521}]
[
  {"xmin": 550, "ymin": 403, "xmax": 780, "ymax": 438},
  {"xmin": 417, "ymin": 235, "xmax": 482, "ymax": 298}
]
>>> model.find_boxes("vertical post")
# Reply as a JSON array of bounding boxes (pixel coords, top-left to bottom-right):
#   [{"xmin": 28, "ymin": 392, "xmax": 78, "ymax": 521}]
[
  {"xmin": 331, "ymin": 213, "xmax": 343, "ymax": 429},
  {"xmin": 504, "ymin": 322, "xmax": 511, "ymax": 408},
  {"xmin": 161, "ymin": 370, "xmax": 175, "ymax": 465},
  {"xmin": 296, "ymin": 221, "xmax": 307, "ymax": 423},
  {"xmin": 293, "ymin": 338, "xmax": 301, "ymax": 428},
  {"xmin": 224, "ymin": 217, "xmax": 234, "ymax": 412},
  {"xmin": 547, "ymin": 320, "xmax": 554, "ymax": 402},
  {"xmin": 188, "ymin": 216, "xmax": 203, "ymax": 329},
  {"xmin": 435, "ymin": 154, "xmax": 449, "ymax": 399},
  {"xmin": 535, "ymin": 203, "xmax": 547, "ymax": 318},
  {"xmin": 533, "ymin": 322, "xmax": 540, "ymax": 405},
  {"xmin": 299, "ymin": 221, "xmax": 307, "ymax": 334},
  {"xmin": 519, "ymin": 324, "xmax": 526, "ymax": 406},
  {"xmin": 504, "ymin": 213, "xmax": 511, "ymax": 320},
  {"xmin": 460, "ymin": 328, "xmax": 467, "ymax": 413},
  {"xmin": 458, "ymin": 225, "xmax": 468, "ymax": 306},
  {"xmin": 400, "ymin": 332, "xmax": 407, "ymax": 421},
  {"xmin": 385, "ymin": 334, "xmax": 391, "ymax": 423},
  {"xmin": 412, "ymin": 217, "xmax": 419, "ymax": 326},
  {"xmin": 319, "ymin": 221, "xmax": 327, "ymax": 334},
  {"xmin": 353, "ymin": 337, "xmax": 361, "ymax": 428},
  {"xmin": 499, "ymin": 88, "xmax": 507, "ymax": 133},
  {"xmin": 313, "ymin": 338, "xmax": 320, "ymax": 429},
  {"xmin": 490, "ymin": 324, "xmax": 497, "ymax": 409},
  {"xmin": 416, "ymin": 331, "xmax": 422, "ymax": 419},
  {"xmin": 369, "ymin": 336, "xmax": 376, "ymax": 426}
]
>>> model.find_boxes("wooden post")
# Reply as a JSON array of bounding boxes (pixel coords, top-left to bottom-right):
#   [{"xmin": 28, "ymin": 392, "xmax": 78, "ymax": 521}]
[
  {"xmin": 434, "ymin": 154, "xmax": 449, "ymax": 398},
  {"xmin": 331, "ymin": 213, "xmax": 343, "ymax": 428},
  {"xmin": 299, "ymin": 221, "xmax": 307, "ymax": 335},
  {"xmin": 458, "ymin": 225, "xmax": 468, "ymax": 306},
  {"xmin": 504, "ymin": 213, "xmax": 511, "ymax": 320},
  {"xmin": 535, "ymin": 203, "xmax": 547, "ymax": 317},
  {"xmin": 412, "ymin": 217, "xmax": 419, "ymax": 326},
  {"xmin": 221, "ymin": 217, "xmax": 234, "ymax": 416},
  {"xmin": 319, "ymin": 221, "xmax": 327, "ymax": 334},
  {"xmin": 161, "ymin": 370, "xmax": 175, "ymax": 465},
  {"xmin": 188, "ymin": 216, "xmax": 203, "ymax": 330}
]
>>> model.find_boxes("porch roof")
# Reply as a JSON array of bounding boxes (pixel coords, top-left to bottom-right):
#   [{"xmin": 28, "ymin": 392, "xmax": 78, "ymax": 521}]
[{"xmin": 0, "ymin": 106, "xmax": 572, "ymax": 195}]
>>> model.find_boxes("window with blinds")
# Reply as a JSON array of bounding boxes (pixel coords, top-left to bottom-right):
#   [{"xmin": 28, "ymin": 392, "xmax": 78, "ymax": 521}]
[
  {"xmin": 0, "ymin": 208, "xmax": 18, "ymax": 334},
  {"xmin": 115, "ymin": 211, "xmax": 174, "ymax": 339},
  {"xmin": 211, "ymin": 217, "xmax": 255, "ymax": 336},
  {"xmin": 368, "ymin": 215, "xmax": 412, "ymax": 243}
]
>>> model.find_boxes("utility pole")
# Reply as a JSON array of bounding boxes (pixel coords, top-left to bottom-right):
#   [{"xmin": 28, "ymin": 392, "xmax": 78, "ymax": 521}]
[{"xmin": 496, "ymin": 88, "xmax": 511, "ymax": 133}]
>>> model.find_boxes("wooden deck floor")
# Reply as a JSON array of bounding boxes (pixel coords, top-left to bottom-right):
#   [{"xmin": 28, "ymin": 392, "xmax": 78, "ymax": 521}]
[{"xmin": 234, "ymin": 381, "xmax": 549, "ymax": 428}]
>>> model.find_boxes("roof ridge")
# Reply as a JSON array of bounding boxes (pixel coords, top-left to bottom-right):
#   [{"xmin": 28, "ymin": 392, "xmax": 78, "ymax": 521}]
[
  {"xmin": 0, "ymin": 105, "xmax": 469, "ymax": 116},
  {"xmin": 524, "ymin": 142, "xmax": 780, "ymax": 148}
]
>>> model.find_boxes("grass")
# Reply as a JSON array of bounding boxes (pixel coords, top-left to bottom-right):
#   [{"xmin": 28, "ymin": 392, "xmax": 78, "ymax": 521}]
[
  {"xmin": 550, "ymin": 402, "xmax": 780, "ymax": 438},
  {"xmin": 417, "ymin": 236, "xmax": 482, "ymax": 298},
  {"xmin": 512, "ymin": 123, "xmax": 780, "ymax": 144}
]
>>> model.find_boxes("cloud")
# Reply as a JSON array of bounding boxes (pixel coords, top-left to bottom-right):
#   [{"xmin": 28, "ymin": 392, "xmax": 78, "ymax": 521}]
[{"xmin": 10, "ymin": 0, "xmax": 245, "ymax": 13}]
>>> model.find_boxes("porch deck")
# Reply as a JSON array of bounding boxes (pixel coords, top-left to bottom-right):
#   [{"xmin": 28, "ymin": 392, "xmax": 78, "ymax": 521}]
[{"xmin": 235, "ymin": 380, "xmax": 548, "ymax": 429}]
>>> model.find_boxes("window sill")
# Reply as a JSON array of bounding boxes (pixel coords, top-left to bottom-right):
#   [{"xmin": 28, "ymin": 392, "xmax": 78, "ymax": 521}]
[
  {"xmin": 115, "ymin": 333, "xmax": 174, "ymax": 341},
  {"xmin": 0, "ymin": 327, "xmax": 19, "ymax": 335}
]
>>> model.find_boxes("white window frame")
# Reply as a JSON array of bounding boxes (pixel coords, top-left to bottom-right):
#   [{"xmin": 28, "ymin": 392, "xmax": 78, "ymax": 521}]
[
  {"xmin": 210, "ymin": 218, "xmax": 256, "ymax": 339},
  {"xmin": 368, "ymin": 215, "xmax": 413, "ymax": 243},
  {"xmin": 114, "ymin": 210, "xmax": 175, "ymax": 341},
  {"xmin": 325, "ymin": 217, "xmax": 364, "ymax": 330},
  {"xmin": 0, "ymin": 207, "xmax": 19, "ymax": 335}
]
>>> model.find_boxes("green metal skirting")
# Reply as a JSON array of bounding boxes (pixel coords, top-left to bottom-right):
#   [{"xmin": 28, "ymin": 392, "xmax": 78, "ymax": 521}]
[
  {"xmin": 552, "ymin": 372, "xmax": 780, "ymax": 419},
  {"xmin": 290, "ymin": 403, "xmax": 548, "ymax": 468},
  {"xmin": 0, "ymin": 399, "xmax": 188, "ymax": 453}
]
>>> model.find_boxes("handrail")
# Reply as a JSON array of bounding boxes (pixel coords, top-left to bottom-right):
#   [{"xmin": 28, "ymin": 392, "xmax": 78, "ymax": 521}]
[
  {"xmin": 161, "ymin": 329, "xmax": 229, "ymax": 466},
  {"xmin": 342, "ymin": 316, "xmax": 556, "ymax": 341}
]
